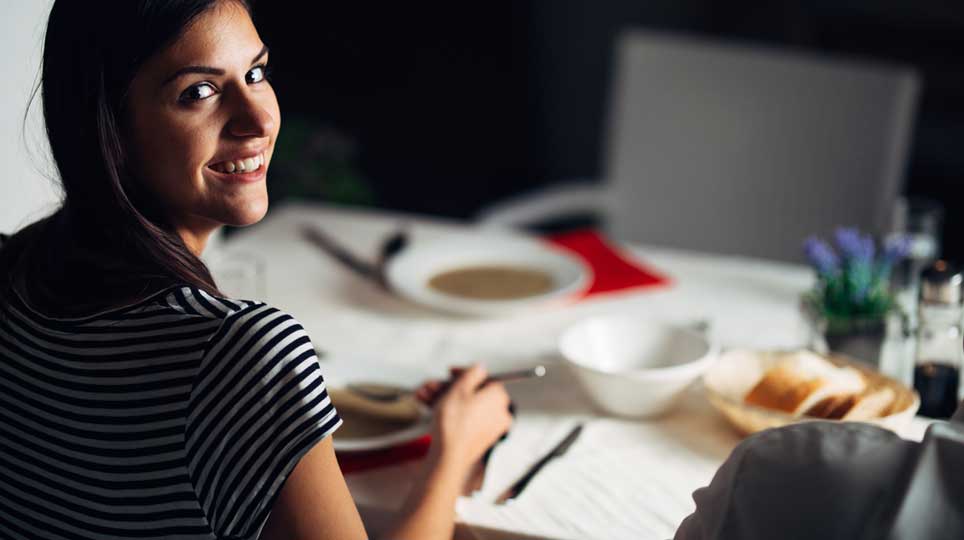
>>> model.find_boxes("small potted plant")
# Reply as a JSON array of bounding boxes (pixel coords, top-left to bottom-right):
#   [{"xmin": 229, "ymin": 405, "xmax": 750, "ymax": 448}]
[{"xmin": 802, "ymin": 228, "xmax": 910, "ymax": 365}]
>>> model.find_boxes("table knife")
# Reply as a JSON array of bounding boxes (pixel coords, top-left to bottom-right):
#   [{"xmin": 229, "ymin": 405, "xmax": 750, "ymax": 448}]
[
  {"xmin": 300, "ymin": 224, "xmax": 408, "ymax": 289},
  {"xmin": 495, "ymin": 423, "xmax": 583, "ymax": 504}
]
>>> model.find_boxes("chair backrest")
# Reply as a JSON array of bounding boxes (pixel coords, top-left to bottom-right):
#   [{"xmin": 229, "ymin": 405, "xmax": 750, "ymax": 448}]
[{"xmin": 603, "ymin": 30, "xmax": 919, "ymax": 262}]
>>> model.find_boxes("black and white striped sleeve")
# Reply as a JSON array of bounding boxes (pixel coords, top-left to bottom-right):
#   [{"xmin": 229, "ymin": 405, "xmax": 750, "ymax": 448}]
[{"xmin": 184, "ymin": 303, "xmax": 340, "ymax": 538}]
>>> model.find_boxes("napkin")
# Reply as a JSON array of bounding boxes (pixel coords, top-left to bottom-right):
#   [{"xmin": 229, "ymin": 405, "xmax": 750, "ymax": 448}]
[
  {"xmin": 337, "ymin": 434, "xmax": 432, "ymax": 474},
  {"xmin": 545, "ymin": 230, "xmax": 670, "ymax": 297},
  {"xmin": 456, "ymin": 400, "xmax": 734, "ymax": 540}
]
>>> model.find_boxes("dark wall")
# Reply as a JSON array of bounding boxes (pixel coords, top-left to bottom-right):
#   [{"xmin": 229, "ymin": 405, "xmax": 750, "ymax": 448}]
[
  {"xmin": 255, "ymin": 2, "xmax": 532, "ymax": 215},
  {"xmin": 255, "ymin": 1, "xmax": 964, "ymax": 258}
]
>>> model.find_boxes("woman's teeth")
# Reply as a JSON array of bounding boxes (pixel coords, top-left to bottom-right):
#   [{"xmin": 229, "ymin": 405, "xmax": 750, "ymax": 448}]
[{"xmin": 211, "ymin": 153, "xmax": 265, "ymax": 174}]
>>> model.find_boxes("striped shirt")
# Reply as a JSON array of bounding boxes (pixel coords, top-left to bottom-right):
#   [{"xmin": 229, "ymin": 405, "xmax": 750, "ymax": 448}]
[{"xmin": 0, "ymin": 285, "xmax": 341, "ymax": 539}]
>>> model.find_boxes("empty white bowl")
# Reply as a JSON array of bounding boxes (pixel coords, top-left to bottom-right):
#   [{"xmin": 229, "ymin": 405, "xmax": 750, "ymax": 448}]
[{"xmin": 560, "ymin": 316, "xmax": 716, "ymax": 417}]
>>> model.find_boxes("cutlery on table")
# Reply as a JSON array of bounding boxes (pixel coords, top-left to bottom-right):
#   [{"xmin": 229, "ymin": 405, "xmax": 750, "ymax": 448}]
[
  {"xmin": 494, "ymin": 423, "xmax": 583, "ymax": 504},
  {"xmin": 300, "ymin": 224, "xmax": 408, "ymax": 289},
  {"xmin": 347, "ymin": 365, "xmax": 547, "ymax": 403}
]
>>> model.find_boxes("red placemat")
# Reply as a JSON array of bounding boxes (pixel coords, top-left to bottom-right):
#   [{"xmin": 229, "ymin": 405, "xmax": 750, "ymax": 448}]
[
  {"xmin": 546, "ymin": 229, "xmax": 670, "ymax": 297},
  {"xmin": 337, "ymin": 435, "xmax": 432, "ymax": 475}
]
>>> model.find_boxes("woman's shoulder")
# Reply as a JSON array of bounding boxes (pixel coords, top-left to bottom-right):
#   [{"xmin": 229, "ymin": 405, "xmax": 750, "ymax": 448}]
[
  {"xmin": 152, "ymin": 285, "xmax": 266, "ymax": 321},
  {"xmin": 157, "ymin": 286, "xmax": 310, "ymax": 340},
  {"xmin": 162, "ymin": 286, "xmax": 318, "ymax": 364}
]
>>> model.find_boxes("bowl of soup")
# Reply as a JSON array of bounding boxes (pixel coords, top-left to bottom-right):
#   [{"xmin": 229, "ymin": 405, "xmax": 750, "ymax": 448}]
[{"xmin": 385, "ymin": 234, "xmax": 591, "ymax": 316}]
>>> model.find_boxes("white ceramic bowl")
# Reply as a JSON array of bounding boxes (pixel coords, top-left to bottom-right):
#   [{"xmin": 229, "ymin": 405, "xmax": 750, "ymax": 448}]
[
  {"xmin": 385, "ymin": 235, "xmax": 591, "ymax": 317},
  {"xmin": 559, "ymin": 316, "xmax": 716, "ymax": 418}
]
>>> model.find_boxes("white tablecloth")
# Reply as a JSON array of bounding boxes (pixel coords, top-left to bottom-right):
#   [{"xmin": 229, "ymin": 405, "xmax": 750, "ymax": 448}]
[{"xmin": 221, "ymin": 202, "xmax": 926, "ymax": 540}]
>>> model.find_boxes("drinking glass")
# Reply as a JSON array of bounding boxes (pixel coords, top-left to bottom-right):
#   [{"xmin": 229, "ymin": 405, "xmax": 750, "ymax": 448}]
[
  {"xmin": 889, "ymin": 197, "xmax": 943, "ymax": 320},
  {"xmin": 207, "ymin": 250, "xmax": 266, "ymax": 300}
]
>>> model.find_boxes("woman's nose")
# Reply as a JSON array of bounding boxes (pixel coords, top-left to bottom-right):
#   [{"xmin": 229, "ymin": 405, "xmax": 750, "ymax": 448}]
[{"xmin": 227, "ymin": 93, "xmax": 275, "ymax": 138}]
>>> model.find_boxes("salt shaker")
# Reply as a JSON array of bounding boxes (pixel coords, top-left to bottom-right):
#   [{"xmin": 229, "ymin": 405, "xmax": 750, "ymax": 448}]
[{"xmin": 913, "ymin": 260, "xmax": 964, "ymax": 418}]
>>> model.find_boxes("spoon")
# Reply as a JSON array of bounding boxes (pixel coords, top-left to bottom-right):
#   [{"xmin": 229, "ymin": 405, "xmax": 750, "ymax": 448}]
[{"xmin": 348, "ymin": 365, "xmax": 547, "ymax": 403}]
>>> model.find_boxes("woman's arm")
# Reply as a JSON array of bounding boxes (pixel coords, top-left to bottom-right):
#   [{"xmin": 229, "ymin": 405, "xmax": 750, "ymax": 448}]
[
  {"xmin": 259, "ymin": 436, "xmax": 368, "ymax": 540},
  {"xmin": 386, "ymin": 365, "xmax": 513, "ymax": 540},
  {"xmin": 260, "ymin": 365, "xmax": 512, "ymax": 540}
]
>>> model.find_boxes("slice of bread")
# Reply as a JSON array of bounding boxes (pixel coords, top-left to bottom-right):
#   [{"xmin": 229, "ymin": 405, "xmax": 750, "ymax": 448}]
[
  {"xmin": 744, "ymin": 362, "xmax": 826, "ymax": 413},
  {"xmin": 744, "ymin": 351, "xmax": 866, "ymax": 416},
  {"xmin": 805, "ymin": 386, "xmax": 896, "ymax": 421},
  {"xmin": 842, "ymin": 387, "xmax": 896, "ymax": 421},
  {"xmin": 804, "ymin": 394, "xmax": 858, "ymax": 419}
]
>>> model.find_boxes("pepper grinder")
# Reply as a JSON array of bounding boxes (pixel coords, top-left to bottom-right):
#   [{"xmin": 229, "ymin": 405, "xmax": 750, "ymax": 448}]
[{"xmin": 913, "ymin": 260, "xmax": 964, "ymax": 418}]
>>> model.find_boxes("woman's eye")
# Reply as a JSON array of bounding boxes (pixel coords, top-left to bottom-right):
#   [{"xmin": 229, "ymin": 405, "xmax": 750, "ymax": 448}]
[
  {"xmin": 179, "ymin": 83, "xmax": 216, "ymax": 102},
  {"xmin": 246, "ymin": 65, "xmax": 268, "ymax": 84}
]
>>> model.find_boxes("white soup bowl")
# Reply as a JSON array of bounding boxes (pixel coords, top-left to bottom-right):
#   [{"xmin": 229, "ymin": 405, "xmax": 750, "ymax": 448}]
[{"xmin": 560, "ymin": 316, "xmax": 716, "ymax": 417}]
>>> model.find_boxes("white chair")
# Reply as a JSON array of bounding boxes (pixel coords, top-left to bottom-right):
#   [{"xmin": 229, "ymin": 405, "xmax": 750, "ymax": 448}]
[{"xmin": 478, "ymin": 30, "xmax": 920, "ymax": 263}]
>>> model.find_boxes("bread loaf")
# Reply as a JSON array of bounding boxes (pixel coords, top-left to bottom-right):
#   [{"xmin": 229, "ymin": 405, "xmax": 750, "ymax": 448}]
[
  {"xmin": 804, "ymin": 394, "xmax": 858, "ymax": 419},
  {"xmin": 842, "ymin": 387, "xmax": 896, "ymax": 421},
  {"xmin": 744, "ymin": 351, "xmax": 866, "ymax": 416}
]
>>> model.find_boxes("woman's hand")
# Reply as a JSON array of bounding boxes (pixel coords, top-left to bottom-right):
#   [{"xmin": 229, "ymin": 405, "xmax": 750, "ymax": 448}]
[
  {"xmin": 387, "ymin": 365, "xmax": 513, "ymax": 540},
  {"xmin": 421, "ymin": 365, "xmax": 514, "ymax": 470}
]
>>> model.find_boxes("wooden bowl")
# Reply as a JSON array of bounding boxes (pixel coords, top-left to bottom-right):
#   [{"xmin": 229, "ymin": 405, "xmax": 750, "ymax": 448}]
[{"xmin": 703, "ymin": 349, "xmax": 920, "ymax": 436}]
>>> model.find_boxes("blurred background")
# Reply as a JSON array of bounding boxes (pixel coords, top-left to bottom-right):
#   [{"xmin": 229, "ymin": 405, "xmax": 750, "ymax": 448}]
[
  {"xmin": 258, "ymin": 0, "xmax": 964, "ymax": 260},
  {"xmin": 2, "ymin": 0, "xmax": 963, "ymax": 262}
]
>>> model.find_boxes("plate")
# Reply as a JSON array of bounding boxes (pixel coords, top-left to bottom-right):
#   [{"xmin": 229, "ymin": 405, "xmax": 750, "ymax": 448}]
[
  {"xmin": 385, "ymin": 234, "xmax": 592, "ymax": 316},
  {"xmin": 322, "ymin": 357, "xmax": 435, "ymax": 452},
  {"xmin": 703, "ymin": 349, "xmax": 920, "ymax": 436}
]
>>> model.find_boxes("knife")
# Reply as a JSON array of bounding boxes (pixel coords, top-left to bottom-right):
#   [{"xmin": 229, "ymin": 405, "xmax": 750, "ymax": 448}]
[
  {"xmin": 495, "ymin": 423, "xmax": 583, "ymax": 504},
  {"xmin": 300, "ymin": 225, "xmax": 408, "ymax": 289}
]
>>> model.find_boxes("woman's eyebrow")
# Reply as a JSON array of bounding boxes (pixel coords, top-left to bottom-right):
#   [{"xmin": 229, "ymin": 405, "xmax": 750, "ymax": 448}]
[
  {"xmin": 251, "ymin": 44, "xmax": 269, "ymax": 64},
  {"xmin": 162, "ymin": 45, "xmax": 270, "ymax": 86}
]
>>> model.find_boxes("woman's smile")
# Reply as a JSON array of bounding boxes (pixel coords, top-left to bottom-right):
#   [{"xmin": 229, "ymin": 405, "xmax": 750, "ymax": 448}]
[
  {"xmin": 206, "ymin": 144, "xmax": 269, "ymax": 183},
  {"xmin": 208, "ymin": 153, "xmax": 265, "ymax": 175},
  {"xmin": 205, "ymin": 154, "xmax": 267, "ymax": 183}
]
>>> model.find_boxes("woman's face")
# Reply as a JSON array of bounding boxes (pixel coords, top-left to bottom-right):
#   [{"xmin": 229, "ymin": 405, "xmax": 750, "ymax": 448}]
[{"xmin": 126, "ymin": 1, "xmax": 279, "ymax": 252}]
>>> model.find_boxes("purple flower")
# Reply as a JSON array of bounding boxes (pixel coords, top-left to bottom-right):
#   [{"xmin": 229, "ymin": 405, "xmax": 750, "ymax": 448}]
[
  {"xmin": 804, "ymin": 237, "xmax": 839, "ymax": 276},
  {"xmin": 834, "ymin": 227, "xmax": 874, "ymax": 263}
]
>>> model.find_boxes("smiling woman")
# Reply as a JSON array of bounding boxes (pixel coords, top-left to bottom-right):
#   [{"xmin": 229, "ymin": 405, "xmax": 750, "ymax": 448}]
[
  {"xmin": 0, "ymin": 1, "xmax": 512, "ymax": 539},
  {"xmin": 125, "ymin": 3, "xmax": 279, "ymax": 253},
  {"xmin": 127, "ymin": 2, "xmax": 281, "ymax": 253}
]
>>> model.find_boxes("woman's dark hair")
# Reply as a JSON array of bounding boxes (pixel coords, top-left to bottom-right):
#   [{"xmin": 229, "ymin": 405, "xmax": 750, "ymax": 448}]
[{"xmin": 0, "ymin": 0, "xmax": 252, "ymax": 315}]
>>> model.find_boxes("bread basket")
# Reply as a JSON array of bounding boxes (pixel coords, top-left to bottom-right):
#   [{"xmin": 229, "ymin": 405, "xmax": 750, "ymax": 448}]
[{"xmin": 703, "ymin": 349, "xmax": 920, "ymax": 436}]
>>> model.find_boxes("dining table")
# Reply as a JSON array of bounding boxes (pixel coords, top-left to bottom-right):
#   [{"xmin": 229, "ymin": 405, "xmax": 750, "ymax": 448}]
[{"xmin": 216, "ymin": 201, "xmax": 930, "ymax": 540}]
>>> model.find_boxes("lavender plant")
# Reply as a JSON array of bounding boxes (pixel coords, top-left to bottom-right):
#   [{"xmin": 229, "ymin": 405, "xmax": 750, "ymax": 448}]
[{"xmin": 803, "ymin": 228, "xmax": 910, "ymax": 323}]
